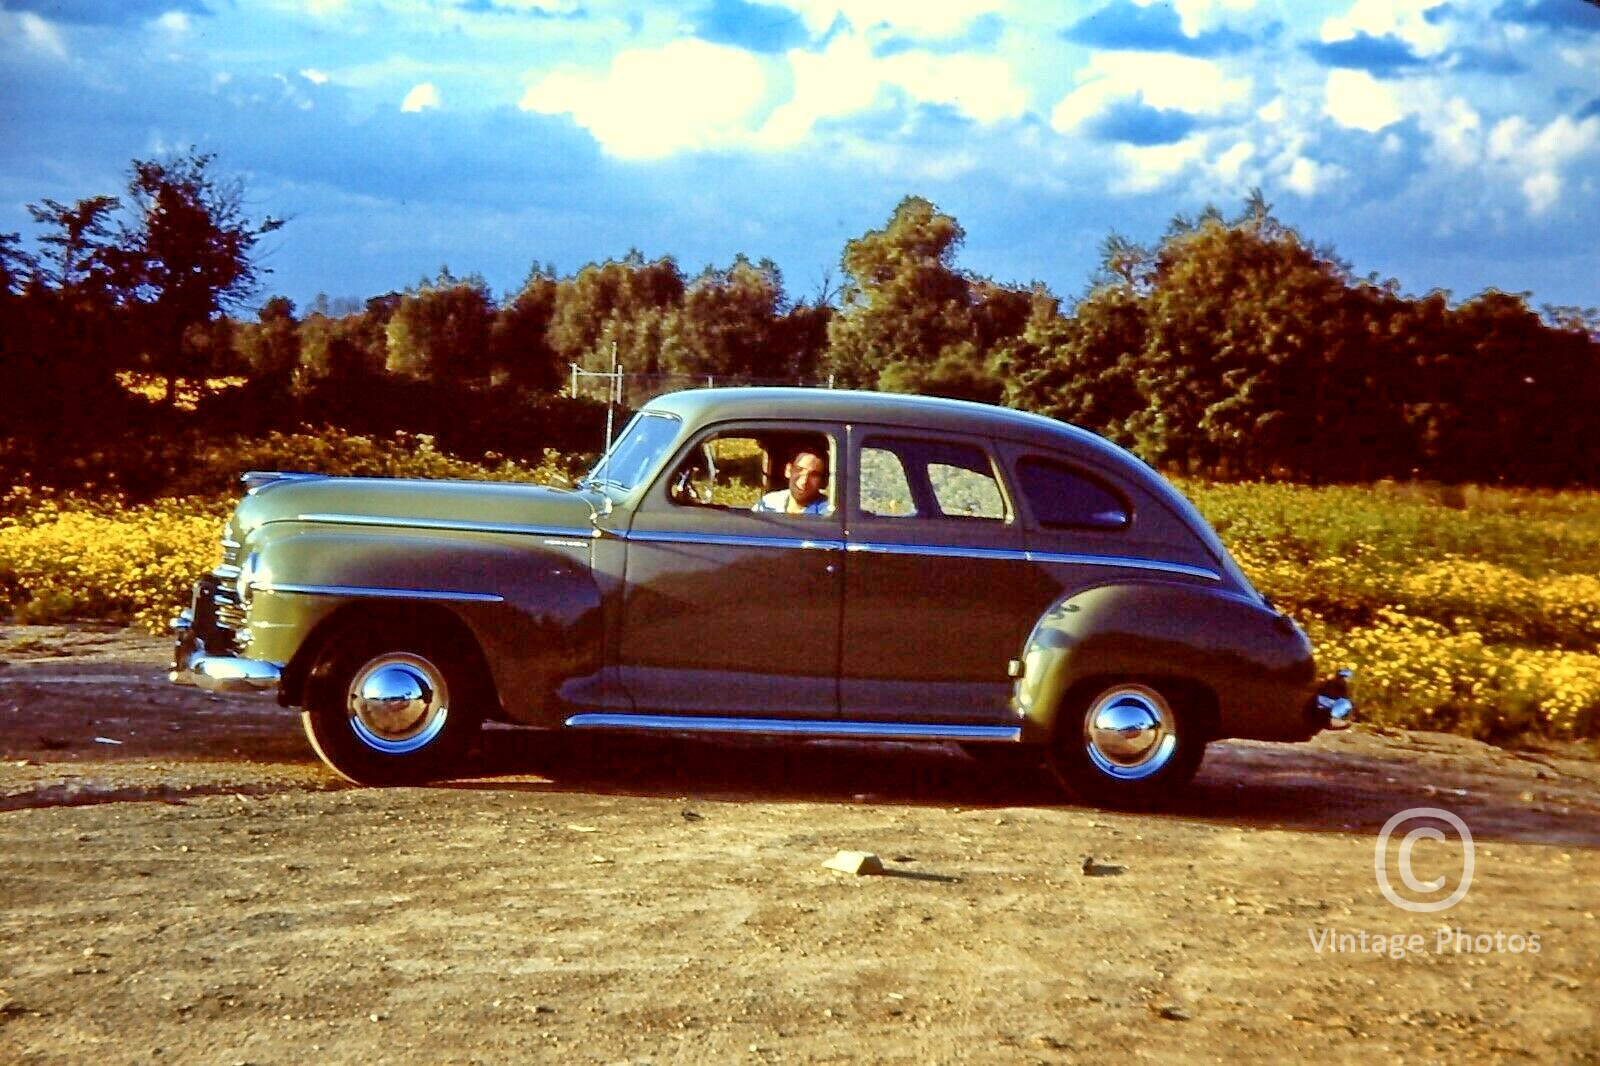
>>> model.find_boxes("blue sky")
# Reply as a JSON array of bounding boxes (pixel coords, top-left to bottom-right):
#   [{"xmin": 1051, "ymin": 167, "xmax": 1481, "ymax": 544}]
[{"xmin": 2, "ymin": 0, "xmax": 1597, "ymax": 313}]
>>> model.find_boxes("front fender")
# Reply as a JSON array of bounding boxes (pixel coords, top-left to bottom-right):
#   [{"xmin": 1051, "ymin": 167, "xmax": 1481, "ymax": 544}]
[
  {"xmin": 1013, "ymin": 581, "xmax": 1318, "ymax": 744},
  {"xmin": 243, "ymin": 524, "xmax": 604, "ymax": 724}
]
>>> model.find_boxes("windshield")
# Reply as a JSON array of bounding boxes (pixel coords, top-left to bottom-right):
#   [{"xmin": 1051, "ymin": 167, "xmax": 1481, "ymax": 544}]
[{"xmin": 583, "ymin": 411, "xmax": 683, "ymax": 491}]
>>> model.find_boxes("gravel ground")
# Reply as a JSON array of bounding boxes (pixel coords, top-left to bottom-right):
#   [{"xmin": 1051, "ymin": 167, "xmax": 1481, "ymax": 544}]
[{"xmin": 2, "ymin": 624, "xmax": 1597, "ymax": 1064}]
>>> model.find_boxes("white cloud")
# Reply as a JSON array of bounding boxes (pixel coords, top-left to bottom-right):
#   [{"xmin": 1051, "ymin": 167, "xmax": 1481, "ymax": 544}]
[
  {"xmin": 1111, "ymin": 135, "xmax": 1209, "ymax": 194},
  {"xmin": 1423, "ymin": 96, "xmax": 1480, "ymax": 166},
  {"xmin": 878, "ymin": 51, "xmax": 1026, "ymax": 125},
  {"xmin": 779, "ymin": 0, "xmax": 1008, "ymax": 38},
  {"xmin": 492, "ymin": 0, "xmax": 580, "ymax": 11},
  {"xmin": 1216, "ymin": 140, "xmax": 1255, "ymax": 182},
  {"xmin": 1321, "ymin": 0, "xmax": 1450, "ymax": 56},
  {"xmin": 11, "ymin": 12, "xmax": 68, "ymax": 59},
  {"xmin": 1171, "ymin": 0, "xmax": 1257, "ymax": 37},
  {"xmin": 1284, "ymin": 155, "xmax": 1345, "ymax": 196},
  {"xmin": 1323, "ymin": 69, "xmax": 1402, "ymax": 132},
  {"xmin": 521, "ymin": 39, "xmax": 770, "ymax": 159},
  {"xmin": 301, "ymin": 68, "xmax": 330, "ymax": 85},
  {"xmin": 155, "ymin": 11, "xmax": 191, "ymax": 34},
  {"xmin": 401, "ymin": 82, "xmax": 440, "ymax": 112},
  {"xmin": 836, "ymin": 139, "xmax": 983, "ymax": 181},
  {"xmin": 759, "ymin": 33, "xmax": 879, "ymax": 146},
  {"xmin": 1558, "ymin": 41, "xmax": 1600, "ymax": 70},
  {"xmin": 520, "ymin": 29, "xmax": 1024, "ymax": 157},
  {"xmin": 1051, "ymin": 52, "xmax": 1252, "ymax": 134},
  {"xmin": 1521, "ymin": 172, "xmax": 1561, "ymax": 215},
  {"xmin": 1486, "ymin": 113, "xmax": 1600, "ymax": 214}
]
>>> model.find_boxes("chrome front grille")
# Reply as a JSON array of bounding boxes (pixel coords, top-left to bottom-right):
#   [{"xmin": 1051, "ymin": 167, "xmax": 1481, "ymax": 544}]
[
  {"xmin": 221, "ymin": 536, "xmax": 243, "ymax": 569},
  {"xmin": 211, "ymin": 578, "xmax": 248, "ymax": 633}
]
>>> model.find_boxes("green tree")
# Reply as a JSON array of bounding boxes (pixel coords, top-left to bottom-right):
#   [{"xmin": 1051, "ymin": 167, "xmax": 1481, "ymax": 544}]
[
  {"xmin": 1124, "ymin": 203, "xmax": 1378, "ymax": 478},
  {"xmin": 385, "ymin": 270, "xmax": 495, "ymax": 382},
  {"xmin": 664, "ymin": 256, "xmax": 785, "ymax": 378},
  {"xmin": 115, "ymin": 151, "xmax": 283, "ymax": 405},
  {"xmin": 1002, "ymin": 282, "xmax": 1145, "ymax": 443},
  {"xmin": 770, "ymin": 298, "xmax": 834, "ymax": 383},
  {"xmin": 1416, "ymin": 290, "xmax": 1600, "ymax": 483},
  {"xmin": 490, "ymin": 266, "xmax": 561, "ymax": 391},
  {"xmin": 825, "ymin": 196, "xmax": 973, "ymax": 388},
  {"xmin": 299, "ymin": 296, "xmax": 395, "ymax": 384},
  {"xmin": 548, "ymin": 251, "xmax": 685, "ymax": 372},
  {"xmin": 236, "ymin": 296, "xmax": 301, "ymax": 385},
  {"xmin": 16, "ymin": 197, "xmax": 127, "ymax": 408}
]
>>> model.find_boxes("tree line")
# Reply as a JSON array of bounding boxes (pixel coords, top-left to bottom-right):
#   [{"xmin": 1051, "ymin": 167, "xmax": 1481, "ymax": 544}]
[{"xmin": 3, "ymin": 151, "xmax": 1597, "ymax": 493}]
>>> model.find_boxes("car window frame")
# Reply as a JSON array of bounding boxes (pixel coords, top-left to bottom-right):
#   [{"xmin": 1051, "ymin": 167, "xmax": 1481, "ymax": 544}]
[
  {"xmin": 636, "ymin": 419, "xmax": 846, "ymax": 524},
  {"xmin": 1010, "ymin": 453, "xmax": 1135, "ymax": 534},
  {"xmin": 847, "ymin": 430, "xmax": 1016, "ymax": 528}
]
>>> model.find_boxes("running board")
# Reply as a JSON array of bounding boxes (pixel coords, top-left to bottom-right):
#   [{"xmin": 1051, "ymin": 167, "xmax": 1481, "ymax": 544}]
[{"xmin": 563, "ymin": 713, "xmax": 1022, "ymax": 743}]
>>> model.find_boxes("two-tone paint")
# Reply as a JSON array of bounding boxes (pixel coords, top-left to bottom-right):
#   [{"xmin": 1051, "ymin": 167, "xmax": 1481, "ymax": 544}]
[{"xmin": 171, "ymin": 387, "xmax": 1351, "ymax": 791}]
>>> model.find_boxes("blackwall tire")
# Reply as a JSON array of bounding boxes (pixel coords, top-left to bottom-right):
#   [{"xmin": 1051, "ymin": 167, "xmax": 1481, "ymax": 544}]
[{"xmin": 301, "ymin": 630, "xmax": 484, "ymax": 786}]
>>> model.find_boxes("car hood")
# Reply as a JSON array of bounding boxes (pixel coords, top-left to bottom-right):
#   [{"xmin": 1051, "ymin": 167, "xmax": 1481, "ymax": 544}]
[{"xmin": 229, "ymin": 474, "xmax": 605, "ymax": 543}]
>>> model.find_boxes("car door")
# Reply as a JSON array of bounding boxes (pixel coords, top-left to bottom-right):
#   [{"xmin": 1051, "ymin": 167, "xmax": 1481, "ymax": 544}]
[
  {"xmin": 840, "ymin": 428, "xmax": 1036, "ymax": 724},
  {"xmin": 616, "ymin": 422, "xmax": 844, "ymax": 718}
]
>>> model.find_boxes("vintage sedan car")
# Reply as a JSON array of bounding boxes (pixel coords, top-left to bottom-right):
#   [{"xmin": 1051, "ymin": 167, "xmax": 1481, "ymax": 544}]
[{"xmin": 170, "ymin": 388, "xmax": 1352, "ymax": 805}]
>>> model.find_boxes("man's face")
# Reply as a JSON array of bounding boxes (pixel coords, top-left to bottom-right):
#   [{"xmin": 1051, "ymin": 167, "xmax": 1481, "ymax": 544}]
[{"xmin": 785, "ymin": 451, "xmax": 827, "ymax": 506}]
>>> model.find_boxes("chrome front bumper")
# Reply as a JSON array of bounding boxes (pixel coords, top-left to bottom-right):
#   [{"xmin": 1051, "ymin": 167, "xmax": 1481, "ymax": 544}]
[{"xmin": 169, "ymin": 607, "xmax": 283, "ymax": 694}]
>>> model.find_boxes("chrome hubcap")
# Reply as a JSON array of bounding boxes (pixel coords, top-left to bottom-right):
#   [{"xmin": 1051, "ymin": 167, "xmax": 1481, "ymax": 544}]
[
  {"xmin": 346, "ymin": 653, "xmax": 450, "ymax": 754},
  {"xmin": 1083, "ymin": 685, "xmax": 1177, "ymax": 781}
]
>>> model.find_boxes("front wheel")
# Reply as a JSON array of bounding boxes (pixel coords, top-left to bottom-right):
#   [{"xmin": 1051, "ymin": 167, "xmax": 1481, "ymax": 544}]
[
  {"xmin": 1047, "ymin": 681, "xmax": 1205, "ymax": 809},
  {"xmin": 301, "ymin": 630, "xmax": 485, "ymax": 785}
]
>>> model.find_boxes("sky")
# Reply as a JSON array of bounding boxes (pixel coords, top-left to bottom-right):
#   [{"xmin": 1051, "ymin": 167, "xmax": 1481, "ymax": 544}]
[{"xmin": 2, "ymin": 0, "xmax": 1598, "ymax": 315}]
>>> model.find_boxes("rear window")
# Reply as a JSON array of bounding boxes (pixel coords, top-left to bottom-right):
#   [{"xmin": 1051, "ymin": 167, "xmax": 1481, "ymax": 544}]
[{"xmin": 1016, "ymin": 458, "xmax": 1130, "ymax": 531}]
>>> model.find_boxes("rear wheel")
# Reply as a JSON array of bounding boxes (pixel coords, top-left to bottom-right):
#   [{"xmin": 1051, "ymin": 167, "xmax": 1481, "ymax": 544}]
[
  {"xmin": 301, "ymin": 628, "xmax": 485, "ymax": 785},
  {"xmin": 1047, "ymin": 681, "xmax": 1205, "ymax": 809}
]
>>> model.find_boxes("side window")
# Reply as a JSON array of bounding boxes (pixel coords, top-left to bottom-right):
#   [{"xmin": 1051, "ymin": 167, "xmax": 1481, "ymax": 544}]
[
  {"xmin": 665, "ymin": 430, "xmax": 835, "ymax": 515},
  {"xmin": 928, "ymin": 461, "xmax": 1005, "ymax": 519},
  {"xmin": 857, "ymin": 437, "xmax": 1006, "ymax": 521},
  {"xmin": 1016, "ymin": 457, "xmax": 1131, "ymax": 531},
  {"xmin": 859, "ymin": 447, "xmax": 917, "ymax": 517}
]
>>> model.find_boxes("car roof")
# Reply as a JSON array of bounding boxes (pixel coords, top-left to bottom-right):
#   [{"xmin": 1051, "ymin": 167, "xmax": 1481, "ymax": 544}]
[
  {"xmin": 641, "ymin": 387, "xmax": 1127, "ymax": 461},
  {"xmin": 634, "ymin": 387, "xmax": 1255, "ymax": 593}
]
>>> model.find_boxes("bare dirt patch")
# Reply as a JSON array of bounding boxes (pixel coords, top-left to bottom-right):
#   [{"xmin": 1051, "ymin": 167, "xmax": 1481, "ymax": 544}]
[{"xmin": 2, "ymin": 624, "xmax": 1597, "ymax": 1064}]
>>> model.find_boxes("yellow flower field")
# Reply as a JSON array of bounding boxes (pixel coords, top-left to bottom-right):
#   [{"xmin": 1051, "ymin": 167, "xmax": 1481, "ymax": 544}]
[
  {"xmin": 1184, "ymin": 479, "xmax": 1600, "ymax": 741},
  {"xmin": 2, "ymin": 456, "xmax": 1596, "ymax": 743}
]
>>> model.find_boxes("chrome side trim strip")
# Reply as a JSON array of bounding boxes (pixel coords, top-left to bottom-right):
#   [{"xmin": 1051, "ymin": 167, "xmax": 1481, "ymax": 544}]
[
  {"xmin": 564, "ymin": 712, "xmax": 1021, "ymax": 742},
  {"xmin": 625, "ymin": 529, "xmax": 845, "ymax": 552},
  {"xmin": 1025, "ymin": 550, "xmax": 1220, "ymax": 582},
  {"xmin": 846, "ymin": 541, "xmax": 1020, "ymax": 562},
  {"xmin": 260, "ymin": 583, "xmax": 505, "ymax": 604},
  {"xmin": 295, "ymin": 512, "xmax": 599, "ymax": 539},
  {"xmin": 844, "ymin": 540, "xmax": 1218, "ymax": 580},
  {"xmin": 621, "ymin": 530, "xmax": 1217, "ymax": 579}
]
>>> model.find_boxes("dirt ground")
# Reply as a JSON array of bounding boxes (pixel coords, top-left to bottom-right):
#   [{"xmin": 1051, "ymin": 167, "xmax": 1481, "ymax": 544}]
[{"xmin": 1, "ymin": 624, "xmax": 1596, "ymax": 1065}]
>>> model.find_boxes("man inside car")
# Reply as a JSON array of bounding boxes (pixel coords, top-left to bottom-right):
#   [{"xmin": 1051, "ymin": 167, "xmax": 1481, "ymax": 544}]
[{"xmin": 752, "ymin": 448, "xmax": 831, "ymax": 515}]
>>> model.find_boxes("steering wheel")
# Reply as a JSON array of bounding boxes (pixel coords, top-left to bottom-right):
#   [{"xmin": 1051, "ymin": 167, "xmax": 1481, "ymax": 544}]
[{"xmin": 671, "ymin": 466, "xmax": 711, "ymax": 505}]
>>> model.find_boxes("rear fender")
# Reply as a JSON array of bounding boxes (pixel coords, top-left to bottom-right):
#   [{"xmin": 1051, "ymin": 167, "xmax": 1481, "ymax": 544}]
[{"xmin": 1013, "ymin": 581, "xmax": 1317, "ymax": 744}]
